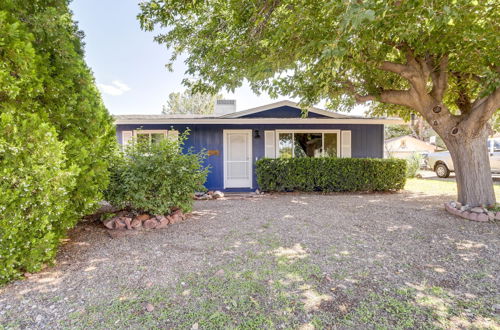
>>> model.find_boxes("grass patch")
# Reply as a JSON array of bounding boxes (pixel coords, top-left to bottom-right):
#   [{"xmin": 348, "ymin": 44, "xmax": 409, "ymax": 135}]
[
  {"xmin": 63, "ymin": 238, "xmax": 499, "ymax": 329},
  {"xmin": 405, "ymin": 178, "xmax": 500, "ymax": 199}
]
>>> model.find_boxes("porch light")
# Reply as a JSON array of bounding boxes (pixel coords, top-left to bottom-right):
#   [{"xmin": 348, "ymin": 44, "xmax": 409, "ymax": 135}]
[{"xmin": 254, "ymin": 130, "xmax": 260, "ymax": 139}]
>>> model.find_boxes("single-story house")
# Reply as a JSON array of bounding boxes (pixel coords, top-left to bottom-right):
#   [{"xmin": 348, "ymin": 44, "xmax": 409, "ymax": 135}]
[
  {"xmin": 384, "ymin": 135, "xmax": 439, "ymax": 159},
  {"xmin": 114, "ymin": 100, "xmax": 402, "ymax": 191}
]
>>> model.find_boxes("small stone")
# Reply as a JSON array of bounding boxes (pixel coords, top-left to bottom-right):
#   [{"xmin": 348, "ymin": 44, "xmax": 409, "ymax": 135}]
[
  {"xmin": 123, "ymin": 217, "xmax": 132, "ymax": 230},
  {"xmin": 131, "ymin": 219, "xmax": 142, "ymax": 229},
  {"xmin": 470, "ymin": 207, "xmax": 485, "ymax": 213},
  {"xmin": 114, "ymin": 218, "xmax": 126, "ymax": 230},
  {"xmin": 35, "ymin": 315, "xmax": 43, "ymax": 323},
  {"xmin": 476, "ymin": 213, "xmax": 489, "ymax": 222},
  {"xmin": 450, "ymin": 201, "xmax": 457, "ymax": 208},
  {"xmin": 156, "ymin": 215, "xmax": 170, "ymax": 229},
  {"xmin": 192, "ymin": 323, "xmax": 199, "ymax": 330},
  {"xmin": 461, "ymin": 211, "xmax": 471, "ymax": 219},
  {"xmin": 207, "ymin": 190, "xmax": 214, "ymax": 196},
  {"xmin": 145, "ymin": 303, "xmax": 154, "ymax": 312},
  {"xmin": 143, "ymin": 219, "xmax": 157, "ymax": 229},
  {"xmin": 136, "ymin": 214, "xmax": 150, "ymax": 222},
  {"xmin": 487, "ymin": 212, "xmax": 495, "ymax": 221},
  {"xmin": 460, "ymin": 205, "xmax": 468, "ymax": 211},
  {"xmin": 145, "ymin": 281, "xmax": 153, "ymax": 288},
  {"xmin": 493, "ymin": 304, "xmax": 500, "ymax": 312},
  {"xmin": 455, "ymin": 202, "xmax": 462, "ymax": 209},
  {"xmin": 468, "ymin": 212, "xmax": 479, "ymax": 221},
  {"xmin": 103, "ymin": 218, "xmax": 116, "ymax": 229},
  {"xmin": 212, "ymin": 190, "xmax": 224, "ymax": 199}
]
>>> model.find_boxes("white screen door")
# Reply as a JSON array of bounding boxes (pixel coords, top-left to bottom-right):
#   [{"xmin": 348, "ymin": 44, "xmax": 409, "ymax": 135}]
[{"xmin": 224, "ymin": 130, "xmax": 252, "ymax": 188}]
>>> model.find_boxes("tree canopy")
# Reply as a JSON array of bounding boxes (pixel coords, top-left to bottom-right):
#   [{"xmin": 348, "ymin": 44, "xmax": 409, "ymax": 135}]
[
  {"xmin": 163, "ymin": 89, "xmax": 222, "ymax": 114},
  {"xmin": 139, "ymin": 0, "xmax": 500, "ymax": 206}
]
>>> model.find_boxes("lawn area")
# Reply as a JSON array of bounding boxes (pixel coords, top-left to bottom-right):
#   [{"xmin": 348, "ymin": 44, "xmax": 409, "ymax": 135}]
[
  {"xmin": 1, "ymin": 191, "xmax": 499, "ymax": 329},
  {"xmin": 406, "ymin": 177, "xmax": 500, "ymax": 200}
]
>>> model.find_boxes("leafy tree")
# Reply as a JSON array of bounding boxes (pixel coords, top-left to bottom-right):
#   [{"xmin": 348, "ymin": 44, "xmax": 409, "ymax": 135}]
[
  {"xmin": 385, "ymin": 125, "xmax": 413, "ymax": 140},
  {"xmin": 163, "ymin": 89, "xmax": 222, "ymax": 115},
  {"xmin": 139, "ymin": 0, "xmax": 500, "ymax": 207},
  {"xmin": 0, "ymin": 1, "xmax": 115, "ymax": 282}
]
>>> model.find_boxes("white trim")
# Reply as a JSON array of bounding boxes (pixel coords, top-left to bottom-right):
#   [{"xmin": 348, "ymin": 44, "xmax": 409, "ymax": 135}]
[
  {"xmin": 219, "ymin": 100, "xmax": 350, "ymax": 119},
  {"xmin": 275, "ymin": 129, "xmax": 341, "ymax": 158},
  {"xmin": 223, "ymin": 129, "xmax": 253, "ymax": 189},
  {"xmin": 341, "ymin": 131, "xmax": 352, "ymax": 158},
  {"xmin": 264, "ymin": 131, "xmax": 276, "ymax": 158},
  {"xmin": 133, "ymin": 129, "xmax": 169, "ymax": 138},
  {"xmin": 115, "ymin": 117, "xmax": 403, "ymax": 125}
]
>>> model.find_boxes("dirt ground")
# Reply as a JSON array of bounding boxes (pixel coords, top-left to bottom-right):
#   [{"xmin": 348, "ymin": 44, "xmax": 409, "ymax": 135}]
[{"xmin": 0, "ymin": 187, "xmax": 499, "ymax": 329}]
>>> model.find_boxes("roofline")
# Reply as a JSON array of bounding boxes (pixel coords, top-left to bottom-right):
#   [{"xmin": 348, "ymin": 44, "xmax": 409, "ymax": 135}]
[
  {"xmin": 219, "ymin": 100, "xmax": 351, "ymax": 119},
  {"xmin": 114, "ymin": 117, "xmax": 404, "ymax": 125}
]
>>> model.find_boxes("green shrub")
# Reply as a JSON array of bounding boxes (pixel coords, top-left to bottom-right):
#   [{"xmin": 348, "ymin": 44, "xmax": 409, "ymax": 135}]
[
  {"xmin": 405, "ymin": 153, "xmax": 422, "ymax": 178},
  {"xmin": 105, "ymin": 131, "xmax": 209, "ymax": 215},
  {"xmin": 0, "ymin": 3, "xmax": 116, "ymax": 284},
  {"xmin": 0, "ymin": 112, "xmax": 77, "ymax": 284},
  {"xmin": 256, "ymin": 157, "xmax": 406, "ymax": 192}
]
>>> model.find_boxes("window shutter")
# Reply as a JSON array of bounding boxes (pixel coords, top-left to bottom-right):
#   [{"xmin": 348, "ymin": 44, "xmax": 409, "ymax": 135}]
[
  {"xmin": 122, "ymin": 131, "xmax": 133, "ymax": 146},
  {"xmin": 264, "ymin": 131, "xmax": 276, "ymax": 158},
  {"xmin": 341, "ymin": 131, "xmax": 351, "ymax": 158}
]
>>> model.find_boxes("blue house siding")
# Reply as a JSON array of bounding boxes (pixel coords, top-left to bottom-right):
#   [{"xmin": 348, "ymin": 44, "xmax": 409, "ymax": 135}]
[{"xmin": 116, "ymin": 123, "xmax": 384, "ymax": 191}]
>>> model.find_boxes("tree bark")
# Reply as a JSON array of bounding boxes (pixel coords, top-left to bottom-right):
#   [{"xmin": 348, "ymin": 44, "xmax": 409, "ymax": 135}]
[{"xmin": 444, "ymin": 126, "xmax": 496, "ymax": 207}]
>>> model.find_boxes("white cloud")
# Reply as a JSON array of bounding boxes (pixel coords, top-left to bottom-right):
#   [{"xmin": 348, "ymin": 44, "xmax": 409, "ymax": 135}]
[{"xmin": 98, "ymin": 80, "xmax": 131, "ymax": 96}]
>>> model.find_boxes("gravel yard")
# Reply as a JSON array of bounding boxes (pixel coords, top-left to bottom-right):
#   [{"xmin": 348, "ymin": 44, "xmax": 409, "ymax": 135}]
[{"xmin": 1, "ymin": 182, "xmax": 499, "ymax": 329}]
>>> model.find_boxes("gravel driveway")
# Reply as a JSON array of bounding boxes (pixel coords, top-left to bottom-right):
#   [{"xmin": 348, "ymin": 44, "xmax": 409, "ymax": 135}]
[{"xmin": 1, "ymin": 191, "xmax": 499, "ymax": 329}]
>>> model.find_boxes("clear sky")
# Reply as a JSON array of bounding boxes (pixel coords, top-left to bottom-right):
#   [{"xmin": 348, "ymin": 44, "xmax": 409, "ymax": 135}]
[{"xmin": 70, "ymin": 0, "xmax": 366, "ymax": 116}]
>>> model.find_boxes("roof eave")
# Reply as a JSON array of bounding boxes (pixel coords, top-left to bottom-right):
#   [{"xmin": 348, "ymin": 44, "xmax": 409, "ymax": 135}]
[{"xmin": 114, "ymin": 117, "xmax": 404, "ymax": 125}]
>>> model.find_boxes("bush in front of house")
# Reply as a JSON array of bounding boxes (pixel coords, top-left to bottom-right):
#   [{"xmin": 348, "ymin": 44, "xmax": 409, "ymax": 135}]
[
  {"xmin": 105, "ymin": 131, "xmax": 209, "ymax": 215},
  {"xmin": 256, "ymin": 157, "xmax": 407, "ymax": 192},
  {"xmin": 0, "ymin": 112, "xmax": 77, "ymax": 284}
]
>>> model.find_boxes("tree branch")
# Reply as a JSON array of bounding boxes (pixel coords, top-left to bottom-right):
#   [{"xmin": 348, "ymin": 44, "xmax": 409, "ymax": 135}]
[
  {"xmin": 355, "ymin": 89, "xmax": 416, "ymax": 109},
  {"xmin": 428, "ymin": 55, "xmax": 449, "ymax": 101},
  {"xmin": 464, "ymin": 86, "xmax": 500, "ymax": 132}
]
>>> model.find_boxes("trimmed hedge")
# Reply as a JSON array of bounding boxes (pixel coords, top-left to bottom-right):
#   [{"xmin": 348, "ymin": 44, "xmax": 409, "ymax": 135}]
[{"xmin": 256, "ymin": 157, "xmax": 407, "ymax": 192}]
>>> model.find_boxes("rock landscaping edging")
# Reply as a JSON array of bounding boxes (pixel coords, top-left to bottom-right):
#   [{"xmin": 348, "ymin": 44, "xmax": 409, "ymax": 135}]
[
  {"xmin": 194, "ymin": 190, "xmax": 224, "ymax": 200},
  {"xmin": 102, "ymin": 209, "xmax": 186, "ymax": 232},
  {"xmin": 444, "ymin": 201, "xmax": 500, "ymax": 222}
]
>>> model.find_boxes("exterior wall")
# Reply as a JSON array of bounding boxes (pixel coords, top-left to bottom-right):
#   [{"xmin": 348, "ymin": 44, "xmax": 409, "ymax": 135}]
[{"xmin": 116, "ymin": 123, "xmax": 384, "ymax": 191}]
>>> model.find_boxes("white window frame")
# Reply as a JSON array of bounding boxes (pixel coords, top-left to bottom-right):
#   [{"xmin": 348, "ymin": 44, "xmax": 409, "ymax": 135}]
[
  {"xmin": 133, "ymin": 129, "xmax": 178, "ymax": 143},
  {"xmin": 274, "ymin": 129, "xmax": 341, "ymax": 158}
]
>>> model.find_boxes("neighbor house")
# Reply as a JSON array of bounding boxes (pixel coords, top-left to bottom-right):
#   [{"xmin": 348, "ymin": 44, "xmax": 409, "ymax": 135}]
[
  {"xmin": 114, "ymin": 100, "xmax": 401, "ymax": 191},
  {"xmin": 384, "ymin": 135, "xmax": 439, "ymax": 159}
]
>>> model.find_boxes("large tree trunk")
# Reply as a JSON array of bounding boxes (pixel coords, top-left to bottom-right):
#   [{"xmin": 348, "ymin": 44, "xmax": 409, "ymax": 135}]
[{"xmin": 445, "ymin": 127, "xmax": 496, "ymax": 207}]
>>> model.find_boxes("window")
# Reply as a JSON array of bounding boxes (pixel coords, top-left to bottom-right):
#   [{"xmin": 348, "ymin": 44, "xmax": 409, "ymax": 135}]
[
  {"xmin": 133, "ymin": 130, "xmax": 178, "ymax": 144},
  {"xmin": 276, "ymin": 130, "xmax": 340, "ymax": 158}
]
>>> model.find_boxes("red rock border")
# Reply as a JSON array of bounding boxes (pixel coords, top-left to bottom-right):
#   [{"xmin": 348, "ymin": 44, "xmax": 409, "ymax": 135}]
[
  {"xmin": 444, "ymin": 201, "xmax": 500, "ymax": 222},
  {"xmin": 102, "ymin": 209, "xmax": 186, "ymax": 231}
]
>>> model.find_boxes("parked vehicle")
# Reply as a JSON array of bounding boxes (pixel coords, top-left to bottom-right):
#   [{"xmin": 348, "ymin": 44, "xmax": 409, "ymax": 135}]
[{"xmin": 427, "ymin": 138, "xmax": 500, "ymax": 178}]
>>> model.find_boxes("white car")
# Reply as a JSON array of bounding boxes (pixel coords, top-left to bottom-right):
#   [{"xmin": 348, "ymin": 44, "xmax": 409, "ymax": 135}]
[{"xmin": 427, "ymin": 138, "xmax": 500, "ymax": 178}]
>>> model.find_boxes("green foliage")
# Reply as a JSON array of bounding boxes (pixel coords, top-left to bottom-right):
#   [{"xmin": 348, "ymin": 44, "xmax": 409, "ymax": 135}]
[
  {"xmin": 385, "ymin": 125, "xmax": 412, "ymax": 139},
  {"xmin": 163, "ymin": 88, "xmax": 222, "ymax": 115},
  {"xmin": 0, "ymin": 1, "xmax": 115, "ymax": 283},
  {"xmin": 405, "ymin": 153, "xmax": 422, "ymax": 179},
  {"xmin": 0, "ymin": 112, "xmax": 77, "ymax": 284},
  {"xmin": 105, "ymin": 132, "xmax": 209, "ymax": 215},
  {"xmin": 256, "ymin": 158, "xmax": 406, "ymax": 192},
  {"xmin": 138, "ymin": 0, "xmax": 499, "ymax": 115}
]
